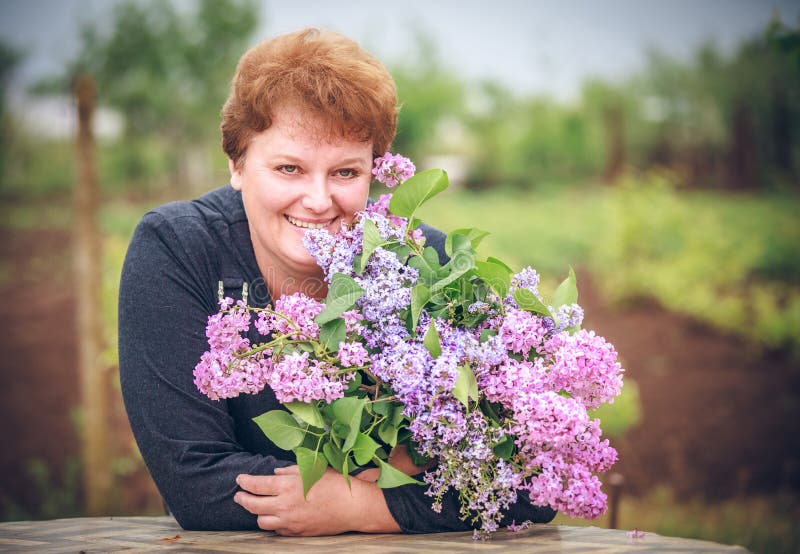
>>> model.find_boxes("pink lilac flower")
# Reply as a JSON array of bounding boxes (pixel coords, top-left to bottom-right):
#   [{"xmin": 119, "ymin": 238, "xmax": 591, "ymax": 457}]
[
  {"xmin": 341, "ymin": 309, "xmax": 365, "ymax": 333},
  {"xmin": 268, "ymin": 352, "xmax": 348, "ymax": 404},
  {"xmin": 372, "ymin": 152, "xmax": 415, "ymax": 188},
  {"xmin": 507, "ymin": 520, "xmax": 532, "ymax": 532},
  {"xmin": 338, "ymin": 341, "xmax": 369, "ymax": 367},
  {"xmin": 542, "ymin": 329, "xmax": 624, "ymax": 409},
  {"xmin": 268, "ymin": 293, "xmax": 324, "ymax": 339},
  {"xmin": 497, "ymin": 308, "xmax": 549, "ymax": 358},
  {"xmin": 193, "ymin": 298, "xmax": 273, "ymax": 400},
  {"xmin": 366, "ymin": 193, "xmax": 391, "ymax": 217},
  {"xmin": 627, "ymin": 529, "xmax": 646, "ymax": 539}
]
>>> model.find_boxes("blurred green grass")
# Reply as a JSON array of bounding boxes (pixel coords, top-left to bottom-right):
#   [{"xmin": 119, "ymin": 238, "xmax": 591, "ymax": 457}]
[{"xmin": 419, "ymin": 178, "xmax": 800, "ymax": 355}]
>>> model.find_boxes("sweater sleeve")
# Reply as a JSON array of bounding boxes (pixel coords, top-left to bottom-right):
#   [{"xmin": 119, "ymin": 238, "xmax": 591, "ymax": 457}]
[{"xmin": 118, "ymin": 211, "xmax": 292, "ymax": 531}]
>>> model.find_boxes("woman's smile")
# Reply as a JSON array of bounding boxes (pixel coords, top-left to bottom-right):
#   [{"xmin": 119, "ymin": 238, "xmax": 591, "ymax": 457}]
[{"xmin": 285, "ymin": 214, "xmax": 338, "ymax": 231}]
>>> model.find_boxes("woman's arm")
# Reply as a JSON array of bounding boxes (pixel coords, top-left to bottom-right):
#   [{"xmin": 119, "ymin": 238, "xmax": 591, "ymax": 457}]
[{"xmin": 119, "ymin": 211, "xmax": 296, "ymax": 530}]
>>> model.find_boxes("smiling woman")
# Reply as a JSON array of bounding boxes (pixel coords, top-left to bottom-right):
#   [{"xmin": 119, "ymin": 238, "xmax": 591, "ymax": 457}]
[
  {"xmin": 117, "ymin": 27, "xmax": 556, "ymax": 536},
  {"xmin": 229, "ymin": 106, "xmax": 373, "ymax": 299}
]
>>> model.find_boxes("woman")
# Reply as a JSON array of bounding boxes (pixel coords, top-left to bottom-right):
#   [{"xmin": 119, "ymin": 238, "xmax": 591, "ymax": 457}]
[{"xmin": 119, "ymin": 27, "xmax": 555, "ymax": 536}]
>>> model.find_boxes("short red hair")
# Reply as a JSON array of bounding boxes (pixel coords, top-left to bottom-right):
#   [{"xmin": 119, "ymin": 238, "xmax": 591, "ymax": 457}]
[{"xmin": 221, "ymin": 28, "xmax": 398, "ymax": 167}]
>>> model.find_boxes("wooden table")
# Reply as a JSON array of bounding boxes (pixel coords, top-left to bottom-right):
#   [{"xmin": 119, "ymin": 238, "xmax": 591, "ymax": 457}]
[{"xmin": 0, "ymin": 516, "xmax": 749, "ymax": 553}]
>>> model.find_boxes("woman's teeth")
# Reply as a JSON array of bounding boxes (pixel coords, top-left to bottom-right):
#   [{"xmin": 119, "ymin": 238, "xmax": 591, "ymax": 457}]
[{"xmin": 286, "ymin": 215, "xmax": 333, "ymax": 229}]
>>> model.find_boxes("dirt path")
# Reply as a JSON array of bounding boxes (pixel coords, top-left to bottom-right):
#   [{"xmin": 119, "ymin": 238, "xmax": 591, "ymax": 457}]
[
  {"xmin": 578, "ymin": 271, "xmax": 800, "ymax": 500},
  {"xmin": 0, "ymin": 227, "xmax": 798, "ymax": 518}
]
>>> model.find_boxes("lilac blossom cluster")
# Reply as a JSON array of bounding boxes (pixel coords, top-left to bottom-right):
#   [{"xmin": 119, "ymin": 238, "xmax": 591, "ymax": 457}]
[
  {"xmin": 372, "ymin": 151, "xmax": 416, "ymax": 187},
  {"xmin": 366, "ymin": 302, "xmax": 622, "ymax": 536},
  {"xmin": 193, "ymin": 299, "xmax": 272, "ymax": 400},
  {"xmin": 194, "ymin": 293, "xmax": 352, "ymax": 405},
  {"xmin": 195, "ymin": 152, "xmax": 624, "ymax": 538}
]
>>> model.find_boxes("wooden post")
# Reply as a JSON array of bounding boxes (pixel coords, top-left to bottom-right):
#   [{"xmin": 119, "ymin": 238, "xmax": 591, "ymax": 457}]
[
  {"xmin": 74, "ymin": 73, "xmax": 110, "ymax": 515},
  {"xmin": 607, "ymin": 472, "xmax": 625, "ymax": 529}
]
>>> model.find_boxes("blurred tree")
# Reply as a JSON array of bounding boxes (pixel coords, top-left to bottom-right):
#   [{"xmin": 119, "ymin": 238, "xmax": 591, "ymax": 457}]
[
  {"xmin": 621, "ymin": 17, "xmax": 800, "ymax": 189},
  {"xmin": 68, "ymin": 0, "xmax": 258, "ymax": 192},
  {"xmin": 0, "ymin": 40, "xmax": 22, "ymax": 185},
  {"xmin": 390, "ymin": 32, "xmax": 466, "ymax": 164}
]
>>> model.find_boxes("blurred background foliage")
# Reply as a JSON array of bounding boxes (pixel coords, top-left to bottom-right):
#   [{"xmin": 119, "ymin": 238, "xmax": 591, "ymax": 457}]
[{"xmin": 1, "ymin": 1, "xmax": 799, "ymax": 553}]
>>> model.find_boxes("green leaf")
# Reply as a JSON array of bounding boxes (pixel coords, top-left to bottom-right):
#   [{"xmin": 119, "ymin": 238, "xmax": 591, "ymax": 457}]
[
  {"xmin": 452, "ymin": 365, "xmax": 479, "ymax": 407},
  {"xmin": 371, "ymin": 398, "xmax": 393, "ymax": 416},
  {"xmin": 514, "ymin": 289, "xmax": 552, "ymax": 318},
  {"xmin": 252, "ymin": 410, "xmax": 306, "ymax": 451},
  {"xmin": 322, "ymin": 441, "xmax": 346, "ymax": 472},
  {"xmin": 374, "ymin": 457, "xmax": 423, "ymax": 488},
  {"xmin": 430, "ymin": 250, "xmax": 475, "ymax": 293},
  {"xmin": 285, "ymin": 401, "xmax": 325, "ymax": 429},
  {"xmin": 492, "ymin": 435, "xmax": 515, "ymax": 460},
  {"xmin": 378, "ymin": 418, "xmax": 399, "ymax": 447},
  {"xmin": 316, "ymin": 274, "xmax": 364, "ymax": 325},
  {"xmin": 358, "ymin": 218, "xmax": 385, "ymax": 274},
  {"xmin": 342, "ymin": 454, "xmax": 351, "ymax": 489},
  {"xmin": 444, "ymin": 232, "xmax": 471, "ymax": 258},
  {"xmin": 410, "ymin": 284, "xmax": 430, "ymax": 331},
  {"xmin": 486, "ymin": 256, "xmax": 513, "ymax": 273},
  {"xmin": 479, "ymin": 329, "xmax": 498, "ymax": 343},
  {"xmin": 352, "ymin": 432, "xmax": 380, "ymax": 465},
  {"xmin": 551, "ymin": 266, "xmax": 578, "ymax": 309},
  {"xmin": 332, "ymin": 396, "xmax": 366, "ymax": 451},
  {"xmin": 423, "ymin": 319, "xmax": 442, "ymax": 358},
  {"xmin": 386, "ymin": 242, "xmax": 413, "ymax": 260},
  {"xmin": 445, "ymin": 228, "xmax": 489, "ymax": 257},
  {"xmin": 389, "ymin": 169, "xmax": 449, "ymax": 218},
  {"xmin": 319, "ymin": 317, "xmax": 346, "ymax": 352},
  {"xmin": 474, "ymin": 260, "xmax": 512, "ymax": 298},
  {"xmin": 295, "ymin": 446, "xmax": 329, "ymax": 497},
  {"xmin": 332, "ymin": 421, "xmax": 351, "ymax": 441}
]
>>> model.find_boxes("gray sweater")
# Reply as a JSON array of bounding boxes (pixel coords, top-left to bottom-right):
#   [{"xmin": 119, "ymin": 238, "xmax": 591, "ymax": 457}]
[{"xmin": 118, "ymin": 184, "xmax": 556, "ymax": 532}]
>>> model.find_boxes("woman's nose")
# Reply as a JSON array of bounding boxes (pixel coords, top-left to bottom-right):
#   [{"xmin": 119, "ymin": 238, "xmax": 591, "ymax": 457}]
[{"xmin": 301, "ymin": 175, "xmax": 333, "ymax": 214}]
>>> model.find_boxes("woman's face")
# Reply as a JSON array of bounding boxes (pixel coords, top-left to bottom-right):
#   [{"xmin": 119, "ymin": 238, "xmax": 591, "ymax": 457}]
[{"xmin": 230, "ymin": 105, "xmax": 372, "ymax": 293}]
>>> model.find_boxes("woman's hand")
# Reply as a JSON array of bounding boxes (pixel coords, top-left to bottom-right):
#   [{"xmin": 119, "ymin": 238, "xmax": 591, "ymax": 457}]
[{"xmin": 234, "ymin": 466, "xmax": 400, "ymax": 536}]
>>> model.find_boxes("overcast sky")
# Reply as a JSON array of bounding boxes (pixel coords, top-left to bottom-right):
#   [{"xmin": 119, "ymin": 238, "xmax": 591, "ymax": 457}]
[{"xmin": 2, "ymin": 0, "xmax": 799, "ymax": 101}]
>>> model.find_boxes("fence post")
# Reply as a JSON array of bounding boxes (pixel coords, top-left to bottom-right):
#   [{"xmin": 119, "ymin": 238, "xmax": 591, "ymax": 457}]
[
  {"xmin": 74, "ymin": 73, "xmax": 110, "ymax": 515},
  {"xmin": 607, "ymin": 472, "xmax": 625, "ymax": 529}
]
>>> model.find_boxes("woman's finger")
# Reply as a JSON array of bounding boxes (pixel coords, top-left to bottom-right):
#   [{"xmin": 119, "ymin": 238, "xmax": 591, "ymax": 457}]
[
  {"xmin": 236, "ymin": 473, "xmax": 281, "ymax": 495},
  {"xmin": 233, "ymin": 490, "xmax": 281, "ymax": 515},
  {"xmin": 256, "ymin": 514, "xmax": 283, "ymax": 531},
  {"xmin": 274, "ymin": 465, "xmax": 300, "ymax": 476}
]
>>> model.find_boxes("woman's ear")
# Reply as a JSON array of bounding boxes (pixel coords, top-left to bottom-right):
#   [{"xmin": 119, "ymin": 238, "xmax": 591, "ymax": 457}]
[{"xmin": 228, "ymin": 158, "xmax": 243, "ymax": 190}]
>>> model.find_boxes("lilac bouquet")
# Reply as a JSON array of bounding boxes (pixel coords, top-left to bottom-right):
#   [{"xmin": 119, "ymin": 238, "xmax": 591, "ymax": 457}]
[{"xmin": 194, "ymin": 153, "xmax": 624, "ymax": 538}]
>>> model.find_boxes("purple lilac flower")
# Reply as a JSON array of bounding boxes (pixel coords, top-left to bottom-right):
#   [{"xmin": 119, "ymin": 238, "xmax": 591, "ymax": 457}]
[
  {"xmin": 511, "ymin": 266, "xmax": 541, "ymax": 298},
  {"xmin": 372, "ymin": 152, "xmax": 416, "ymax": 188},
  {"xmin": 553, "ymin": 303, "xmax": 584, "ymax": 331},
  {"xmin": 355, "ymin": 247, "xmax": 418, "ymax": 349}
]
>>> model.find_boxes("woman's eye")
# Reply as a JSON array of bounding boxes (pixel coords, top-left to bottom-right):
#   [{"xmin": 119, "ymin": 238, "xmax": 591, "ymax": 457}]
[
  {"xmin": 336, "ymin": 168, "xmax": 357, "ymax": 178},
  {"xmin": 278, "ymin": 165, "xmax": 298, "ymax": 174}
]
